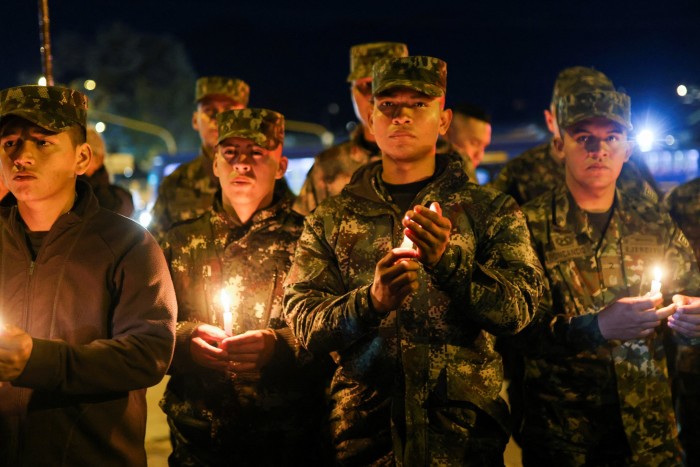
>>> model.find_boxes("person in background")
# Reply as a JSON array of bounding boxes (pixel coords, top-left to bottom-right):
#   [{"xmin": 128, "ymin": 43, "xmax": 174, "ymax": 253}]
[
  {"xmin": 489, "ymin": 66, "xmax": 661, "ymax": 206},
  {"xmin": 443, "ymin": 102, "xmax": 492, "ymax": 183},
  {"xmin": 292, "ymin": 41, "xmax": 408, "ymax": 215},
  {"xmin": 160, "ymin": 108, "xmax": 330, "ymax": 466},
  {"xmin": 149, "ymin": 76, "xmax": 249, "ymax": 238},
  {"xmin": 663, "ymin": 176, "xmax": 700, "ymax": 466},
  {"xmin": 0, "ymin": 84, "xmax": 176, "ymax": 466},
  {"xmin": 515, "ymin": 86, "xmax": 700, "ymax": 465},
  {"xmin": 284, "ymin": 55, "xmax": 544, "ymax": 465},
  {"xmin": 80, "ymin": 127, "xmax": 134, "ymax": 217}
]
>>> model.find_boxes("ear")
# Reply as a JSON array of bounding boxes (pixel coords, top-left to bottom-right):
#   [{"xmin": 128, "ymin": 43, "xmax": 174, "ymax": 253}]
[
  {"xmin": 212, "ymin": 150, "xmax": 221, "ymax": 178},
  {"xmin": 192, "ymin": 110, "xmax": 200, "ymax": 132},
  {"xmin": 74, "ymin": 142, "xmax": 92, "ymax": 176},
  {"xmin": 624, "ymin": 139, "xmax": 633, "ymax": 162},
  {"xmin": 438, "ymin": 108, "xmax": 453, "ymax": 136},
  {"xmin": 367, "ymin": 108, "xmax": 376, "ymax": 136},
  {"xmin": 276, "ymin": 155, "xmax": 288, "ymax": 179},
  {"xmin": 553, "ymin": 135, "xmax": 565, "ymax": 153}
]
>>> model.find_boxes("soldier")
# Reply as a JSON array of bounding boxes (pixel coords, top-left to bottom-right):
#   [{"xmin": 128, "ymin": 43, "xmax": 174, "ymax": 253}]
[
  {"xmin": 489, "ymin": 66, "xmax": 661, "ymax": 205},
  {"xmin": 284, "ymin": 56, "xmax": 544, "ymax": 465},
  {"xmin": 160, "ymin": 108, "xmax": 330, "ymax": 466},
  {"xmin": 663, "ymin": 176, "xmax": 700, "ymax": 465},
  {"xmin": 443, "ymin": 102, "xmax": 492, "ymax": 183},
  {"xmin": 515, "ymin": 87, "xmax": 700, "ymax": 465},
  {"xmin": 149, "ymin": 76, "xmax": 249, "ymax": 238},
  {"xmin": 79, "ymin": 127, "xmax": 135, "ymax": 217},
  {"xmin": 292, "ymin": 41, "xmax": 408, "ymax": 215},
  {"xmin": 0, "ymin": 85, "xmax": 176, "ymax": 466}
]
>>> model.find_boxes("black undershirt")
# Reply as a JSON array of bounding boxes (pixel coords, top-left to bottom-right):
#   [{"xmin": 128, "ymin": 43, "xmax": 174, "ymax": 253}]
[
  {"xmin": 384, "ymin": 175, "xmax": 435, "ymax": 214},
  {"xmin": 25, "ymin": 230, "xmax": 49, "ymax": 260}
]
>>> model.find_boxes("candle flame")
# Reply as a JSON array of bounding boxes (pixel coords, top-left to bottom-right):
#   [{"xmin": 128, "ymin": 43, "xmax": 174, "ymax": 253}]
[
  {"xmin": 220, "ymin": 289, "xmax": 231, "ymax": 313},
  {"xmin": 653, "ymin": 267, "xmax": 663, "ymax": 282}
]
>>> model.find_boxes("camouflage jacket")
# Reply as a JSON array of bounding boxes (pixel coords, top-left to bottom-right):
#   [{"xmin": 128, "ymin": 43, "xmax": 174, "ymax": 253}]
[
  {"xmin": 663, "ymin": 177, "xmax": 700, "ymax": 262},
  {"xmin": 149, "ymin": 146, "xmax": 218, "ymax": 240},
  {"xmin": 519, "ymin": 185, "xmax": 700, "ymax": 455},
  {"xmin": 284, "ymin": 153, "xmax": 544, "ymax": 465},
  {"xmin": 160, "ymin": 191, "xmax": 328, "ymax": 463},
  {"xmin": 292, "ymin": 125, "xmax": 380, "ymax": 216},
  {"xmin": 489, "ymin": 141, "xmax": 660, "ymax": 206}
]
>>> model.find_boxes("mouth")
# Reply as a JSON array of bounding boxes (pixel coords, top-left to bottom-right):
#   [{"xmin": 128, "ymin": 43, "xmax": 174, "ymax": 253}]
[
  {"xmin": 587, "ymin": 163, "xmax": 608, "ymax": 170},
  {"xmin": 390, "ymin": 131, "xmax": 414, "ymax": 139},
  {"xmin": 13, "ymin": 173, "xmax": 36, "ymax": 181},
  {"xmin": 229, "ymin": 175, "xmax": 253, "ymax": 185}
]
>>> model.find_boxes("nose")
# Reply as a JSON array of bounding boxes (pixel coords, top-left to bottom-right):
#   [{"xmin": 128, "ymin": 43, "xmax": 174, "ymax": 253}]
[
  {"xmin": 391, "ymin": 104, "xmax": 412, "ymax": 124},
  {"xmin": 232, "ymin": 152, "xmax": 252, "ymax": 172},
  {"xmin": 10, "ymin": 140, "xmax": 35, "ymax": 167},
  {"xmin": 585, "ymin": 137, "xmax": 609, "ymax": 157}
]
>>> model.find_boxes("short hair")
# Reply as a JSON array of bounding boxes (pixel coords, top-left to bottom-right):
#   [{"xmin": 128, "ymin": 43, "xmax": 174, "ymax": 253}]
[{"xmin": 451, "ymin": 103, "xmax": 491, "ymax": 124}]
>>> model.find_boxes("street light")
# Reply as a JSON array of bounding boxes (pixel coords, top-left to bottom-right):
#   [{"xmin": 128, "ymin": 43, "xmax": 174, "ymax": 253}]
[{"xmin": 88, "ymin": 109, "xmax": 177, "ymax": 155}]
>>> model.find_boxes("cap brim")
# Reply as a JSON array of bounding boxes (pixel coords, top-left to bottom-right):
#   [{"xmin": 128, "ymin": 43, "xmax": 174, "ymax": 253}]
[
  {"xmin": 0, "ymin": 109, "xmax": 75, "ymax": 133},
  {"xmin": 373, "ymin": 79, "xmax": 444, "ymax": 97}
]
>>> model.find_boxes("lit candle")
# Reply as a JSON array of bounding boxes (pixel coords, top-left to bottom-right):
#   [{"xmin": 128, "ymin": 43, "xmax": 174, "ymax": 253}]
[
  {"xmin": 220, "ymin": 289, "xmax": 233, "ymax": 336},
  {"xmin": 649, "ymin": 267, "xmax": 662, "ymax": 295}
]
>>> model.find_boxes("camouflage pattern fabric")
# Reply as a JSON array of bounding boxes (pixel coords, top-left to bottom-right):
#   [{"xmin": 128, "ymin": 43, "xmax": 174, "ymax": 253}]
[
  {"xmin": 551, "ymin": 66, "xmax": 614, "ymax": 103},
  {"xmin": 0, "ymin": 85, "xmax": 88, "ymax": 131},
  {"xmin": 284, "ymin": 153, "xmax": 544, "ymax": 465},
  {"xmin": 194, "ymin": 76, "xmax": 250, "ymax": 106},
  {"xmin": 662, "ymin": 176, "xmax": 700, "ymax": 466},
  {"xmin": 292, "ymin": 125, "xmax": 381, "ymax": 216},
  {"xmin": 216, "ymin": 108, "xmax": 284, "ymax": 148},
  {"xmin": 556, "ymin": 89, "xmax": 632, "ymax": 130},
  {"xmin": 516, "ymin": 184, "xmax": 700, "ymax": 461},
  {"xmin": 372, "ymin": 56, "xmax": 447, "ymax": 97},
  {"xmin": 149, "ymin": 146, "xmax": 219, "ymax": 240},
  {"xmin": 347, "ymin": 42, "xmax": 409, "ymax": 82},
  {"xmin": 489, "ymin": 141, "xmax": 660, "ymax": 206},
  {"xmin": 160, "ymin": 190, "xmax": 329, "ymax": 465}
]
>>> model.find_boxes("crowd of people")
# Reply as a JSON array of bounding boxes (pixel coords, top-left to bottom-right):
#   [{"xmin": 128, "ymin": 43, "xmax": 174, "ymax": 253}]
[{"xmin": 0, "ymin": 40, "xmax": 699, "ymax": 467}]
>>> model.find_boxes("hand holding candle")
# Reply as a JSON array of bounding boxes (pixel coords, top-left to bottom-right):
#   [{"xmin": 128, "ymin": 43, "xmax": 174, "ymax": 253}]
[{"xmin": 399, "ymin": 202, "xmax": 439, "ymax": 250}]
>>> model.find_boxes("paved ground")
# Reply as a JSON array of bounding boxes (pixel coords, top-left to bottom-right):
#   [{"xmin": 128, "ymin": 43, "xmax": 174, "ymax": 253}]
[{"xmin": 144, "ymin": 376, "xmax": 523, "ymax": 467}]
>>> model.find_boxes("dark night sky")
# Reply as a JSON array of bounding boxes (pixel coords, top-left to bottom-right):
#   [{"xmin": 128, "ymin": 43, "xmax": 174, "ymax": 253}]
[{"xmin": 3, "ymin": 1, "xmax": 700, "ymax": 134}]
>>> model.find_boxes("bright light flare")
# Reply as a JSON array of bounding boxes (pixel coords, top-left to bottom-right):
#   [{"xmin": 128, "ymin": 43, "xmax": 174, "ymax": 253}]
[
  {"xmin": 677, "ymin": 84, "xmax": 688, "ymax": 97},
  {"xmin": 38, "ymin": 77, "xmax": 47, "ymax": 86},
  {"xmin": 138, "ymin": 211, "xmax": 152, "ymax": 228},
  {"xmin": 636, "ymin": 129, "xmax": 655, "ymax": 152},
  {"xmin": 84, "ymin": 79, "xmax": 96, "ymax": 91},
  {"xmin": 94, "ymin": 122, "xmax": 106, "ymax": 133}
]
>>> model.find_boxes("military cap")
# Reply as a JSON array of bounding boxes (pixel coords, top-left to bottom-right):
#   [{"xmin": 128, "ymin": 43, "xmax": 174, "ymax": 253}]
[
  {"xmin": 347, "ymin": 42, "xmax": 409, "ymax": 82},
  {"xmin": 194, "ymin": 76, "xmax": 250, "ymax": 106},
  {"xmin": 216, "ymin": 108, "xmax": 285, "ymax": 149},
  {"xmin": 551, "ymin": 66, "xmax": 614, "ymax": 104},
  {"xmin": 0, "ymin": 85, "xmax": 88, "ymax": 132},
  {"xmin": 556, "ymin": 90, "xmax": 632, "ymax": 130},
  {"xmin": 372, "ymin": 56, "xmax": 447, "ymax": 97}
]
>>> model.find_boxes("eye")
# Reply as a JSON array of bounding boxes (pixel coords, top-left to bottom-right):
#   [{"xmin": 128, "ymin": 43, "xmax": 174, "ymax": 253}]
[
  {"xmin": 607, "ymin": 135, "xmax": 620, "ymax": 143},
  {"xmin": 575, "ymin": 135, "xmax": 590, "ymax": 145},
  {"xmin": 412, "ymin": 101, "xmax": 427, "ymax": 108},
  {"xmin": 378, "ymin": 101, "xmax": 394, "ymax": 109}
]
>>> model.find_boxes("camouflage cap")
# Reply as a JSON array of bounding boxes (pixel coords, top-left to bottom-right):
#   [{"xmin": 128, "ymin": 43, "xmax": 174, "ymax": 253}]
[
  {"xmin": 556, "ymin": 90, "xmax": 632, "ymax": 130},
  {"xmin": 0, "ymin": 85, "xmax": 88, "ymax": 132},
  {"xmin": 194, "ymin": 76, "xmax": 250, "ymax": 106},
  {"xmin": 551, "ymin": 66, "xmax": 614, "ymax": 104},
  {"xmin": 216, "ymin": 108, "xmax": 285, "ymax": 149},
  {"xmin": 372, "ymin": 56, "xmax": 447, "ymax": 97},
  {"xmin": 347, "ymin": 42, "xmax": 409, "ymax": 82}
]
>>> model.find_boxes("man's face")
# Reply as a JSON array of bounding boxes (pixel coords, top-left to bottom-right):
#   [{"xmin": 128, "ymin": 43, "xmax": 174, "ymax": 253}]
[
  {"xmin": 0, "ymin": 119, "xmax": 89, "ymax": 205},
  {"xmin": 560, "ymin": 117, "xmax": 631, "ymax": 193},
  {"xmin": 192, "ymin": 95, "xmax": 244, "ymax": 149},
  {"xmin": 369, "ymin": 88, "xmax": 451, "ymax": 164},
  {"xmin": 214, "ymin": 137, "xmax": 287, "ymax": 213},
  {"xmin": 351, "ymin": 77, "xmax": 373, "ymax": 127},
  {"xmin": 445, "ymin": 113, "xmax": 491, "ymax": 167}
]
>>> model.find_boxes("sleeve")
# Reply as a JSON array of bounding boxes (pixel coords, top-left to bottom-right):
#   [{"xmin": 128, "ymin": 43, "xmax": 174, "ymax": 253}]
[
  {"xmin": 283, "ymin": 214, "xmax": 386, "ymax": 355},
  {"xmin": 14, "ymin": 233, "xmax": 177, "ymax": 394},
  {"xmin": 430, "ymin": 193, "xmax": 545, "ymax": 336}
]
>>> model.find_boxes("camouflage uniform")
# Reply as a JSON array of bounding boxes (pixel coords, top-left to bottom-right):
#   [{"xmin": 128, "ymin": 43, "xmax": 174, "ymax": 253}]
[
  {"xmin": 160, "ymin": 107, "xmax": 329, "ymax": 466},
  {"xmin": 514, "ymin": 88, "xmax": 700, "ymax": 466},
  {"xmin": 149, "ymin": 76, "xmax": 250, "ymax": 239},
  {"xmin": 292, "ymin": 42, "xmax": 408, "ymax": 216},
  {"xmin": 284, "ymin": 152, "xmax": 544, "ymax": 465},
  {"xmin": 663, "ymin": 177, "xmax": 700, "ymax": 466}
]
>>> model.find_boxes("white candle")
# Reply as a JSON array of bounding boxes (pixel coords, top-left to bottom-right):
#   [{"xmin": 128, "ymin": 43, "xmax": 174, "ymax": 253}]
[
  {"xmin": 220, "ymin": 290, "xmax": 233, "ymax": 336},
  {"xmin": 649, "ymin": 267, "xmax": 662, "ymax": 295}
]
